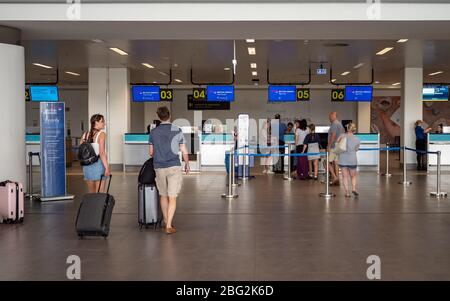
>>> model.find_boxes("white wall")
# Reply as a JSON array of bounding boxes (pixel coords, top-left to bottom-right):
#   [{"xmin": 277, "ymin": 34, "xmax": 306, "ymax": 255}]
[{"xmin": 0, "ymin": 43, "xmax": 25, "ymax": 184}]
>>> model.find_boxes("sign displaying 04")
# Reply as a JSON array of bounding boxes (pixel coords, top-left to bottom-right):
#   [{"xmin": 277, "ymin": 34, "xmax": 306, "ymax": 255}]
[
  {"xmin": 296, "ymin": 88, "xmax": 310, "ymax": 101},
  {"xmin": 192, "ymin": 88, "xmax": 206, "ymax": 100},
  {"xmin": 331, "ymin": 89, "xmax": 345, "ymax": 101},
  {"xmin": 160, "ymin": 88, "xmax": 173, "ymax": 101}
]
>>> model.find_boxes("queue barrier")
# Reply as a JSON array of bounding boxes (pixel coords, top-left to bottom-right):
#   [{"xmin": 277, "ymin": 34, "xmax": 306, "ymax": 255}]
[{"xmin": 222, "ymin": 145, "xmax": 447, "ymax": 199}]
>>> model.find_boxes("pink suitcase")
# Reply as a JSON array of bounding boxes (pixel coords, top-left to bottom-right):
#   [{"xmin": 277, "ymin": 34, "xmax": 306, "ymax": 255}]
[{"xmin": 0, "ymin": 181, "xmax": 24, "ymax": 224}]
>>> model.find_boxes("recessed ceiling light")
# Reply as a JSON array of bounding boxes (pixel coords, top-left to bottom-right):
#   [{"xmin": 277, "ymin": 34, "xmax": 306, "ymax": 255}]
[
  {"xmin": 341, "ymin": 71, "xmax": 350, "ymax": 76},
  {"xmin": 353, "ymin": 63, "xmax": 364, "ymax": 69},
  {"xmin": 32, "ymin": 63, "xmax": 53, "ymax": 69},
  {"xmin": 152, "ymin": 81, "xmax": 157, "ymax": 84},
  {"xmin": 109, "ymin": 47, "xmax": 128, "ymax": 55},
  {"xmin": 91, "ymin": 38, "xmax": 104, "ymax": 43},
  {"xmin": 248, "ymin": 47, "xmax": 256, "ymax": 55},
  {"xmin": 158, "ymin": 71, "xmax": 168, "ymax": 76},
  {"xmin": 392, "ymin": 82, "xmax": 401, "ymax": 86},
  {"xmin": 246, "ymin": 39, "xmax": 255, "ymax": 43},
  {"xmin": 331, "ymin": 79, "xmax": 337, "ymax": 82},
  {"xmin": 376, "ymin": 47, "xmax": 394, "ymax": 55},
  {"xmin": 65, "ymin": 71, "xmax": 80, "ymax": 76},
  {"xmin": 252, "ymin": 71, "xmax": 258, "ymax": 76},
  {"xmin": 429, "ymin": 71, "xmax": 444, "ymax": 76},
  {"xmin": 224, "ymin": 67, "xmax": 231, "ymax": 71},
  {"xmin": 375, "ymin": 81, "xmax": 380, "ymax": 84},
  {"xmin": 142, "ymin": 63, "xmax": 154, "ymax": 69},
  {"xmin": 397, "ymin": 39, "xmax": 408, "ymax": 43},
  {"xmin": 250, "ymin": 63, "xmax": 257, "ymax": 69},
  {"xmin": 174, "ymin": 79, "xmax": 182, "ymax": 83},
  {"xmin": 173, "ymin": 63, "xmax": 178, "ymax": 68}
]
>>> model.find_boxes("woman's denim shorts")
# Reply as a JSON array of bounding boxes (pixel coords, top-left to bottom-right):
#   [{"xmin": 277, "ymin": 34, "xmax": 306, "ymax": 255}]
[{"xmin": 82, "ymin": 160, "xmax": 105, "ymax": 181}]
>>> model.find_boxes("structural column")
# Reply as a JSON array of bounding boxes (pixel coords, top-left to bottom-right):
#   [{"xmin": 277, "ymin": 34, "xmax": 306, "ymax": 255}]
[
  {"xmin": 88, "ymin": 67, "xmax": 130, "ymax": 167},
  {"xmin": 0, "ymin": 42, "xmax": 25, "ymax": 183},
  {"xmin": 357, "ymin": 102, "xmax": 371, "ymax": 133},
  {"xmin": 401, "ymin": 68, "xmax": 423, "ymax": 165}
]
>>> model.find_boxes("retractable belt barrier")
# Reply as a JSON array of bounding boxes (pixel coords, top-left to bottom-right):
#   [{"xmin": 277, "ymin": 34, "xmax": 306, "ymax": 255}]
[{"xmin": 222, "ymin": 145, "xmax": 446, "ymax": 199}]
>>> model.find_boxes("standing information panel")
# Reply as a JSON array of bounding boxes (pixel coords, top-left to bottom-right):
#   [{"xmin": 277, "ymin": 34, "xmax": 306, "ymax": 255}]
[
  {"xmin": 40, "ymin": 102, "xmax": 74, "ymax": 201},
  {"xmin": 237, "ymin": 114, "xmax": 251, "ymax": 178}
]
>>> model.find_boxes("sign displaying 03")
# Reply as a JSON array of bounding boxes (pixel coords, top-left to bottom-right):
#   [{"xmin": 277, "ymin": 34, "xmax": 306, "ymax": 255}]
[
  {"xmin": 296, "ymin": 88, "xmax": 310, "ymax": 101},
  {"xmin": 160, "ymin": 88, "xmax": 173, "ymax": 101},
  {"xmin": 193, "ymin": 88, "xmax": 206, "ymax": 100},
  {"xmin": 331, "ymin": 89, "xmax": 345, "ymax": 101}
]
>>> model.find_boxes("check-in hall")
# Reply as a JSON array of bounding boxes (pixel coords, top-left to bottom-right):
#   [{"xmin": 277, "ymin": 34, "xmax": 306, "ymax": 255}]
[{"xmin": 1, "ymin": 1, "xmax": 450, "ymax": 281}]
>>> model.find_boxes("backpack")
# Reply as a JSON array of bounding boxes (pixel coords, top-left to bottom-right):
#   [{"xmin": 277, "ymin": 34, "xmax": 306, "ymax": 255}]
[
  {"xmin": 78, "ymin": 132, "xmax": 99, "ymax": 166},
  {"xmin": 138, "ymin": 158, "xmax": 156, "ymax": 185},
  {"xmin": 334, "ymin": 134, "xmax": 347, "ymax": 154}
]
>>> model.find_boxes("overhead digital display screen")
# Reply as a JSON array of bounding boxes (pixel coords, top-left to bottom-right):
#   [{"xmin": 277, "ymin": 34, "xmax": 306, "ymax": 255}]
[
  {"xmin": 132, "ymin": 86, "xmax": 160, "ymax": 102},
  {"xmin": 30, "ymin": 86, "xmax": 59, "ymax": 102},
  {"xmin": 344, "ymin": 86, "xmax": 373, "ymax": 102},
  {"xmin": 206, "ymin": 86, "xmax": 234, "ymax": 102},
  {"xmin": 423, "ymin": 86, "xmax": 449, "ymax": 101},
  {"xmin": 268, "ymin": 85, "xmax": 297, "ymax": 102}
]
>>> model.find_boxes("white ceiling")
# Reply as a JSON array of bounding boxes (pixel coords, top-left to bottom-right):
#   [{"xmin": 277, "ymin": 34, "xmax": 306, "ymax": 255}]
[{"xmin": 22, "ymin": 39, "xmax": 450, "ymax": 86}]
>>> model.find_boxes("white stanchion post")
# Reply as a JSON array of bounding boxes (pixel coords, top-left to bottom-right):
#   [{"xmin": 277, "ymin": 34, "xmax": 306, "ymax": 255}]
[
  {"xmin": 399, "ymin": 146, "xmax": 412, "ymax": 186},
  {"xmin": 382, "ymin": 143, "xmax": 392, "ymax": 177},
  {"xmin": 242, "ymin": 145, "xmax": 248, "ymax": 182},
  {"xmin": 284, "ymin": 144, "xmax": 293, "ymax": 181},
  {"xmin": 27, "ymin": 152, "xmax": 33, "ymax": 197},
  {"xmin": 222, "ymin": 149, "xmax": 238, "ymax": 199},
  {"xmin": 430, "ymin": 151, "xmax": 447, "ymax": 198},
  {"xmin": 377, "ymin": 133, "xmax": 381, "ymax": 175},
  {"xmin": 231, "ymin": 149, "xmax": 241, "ymax": 188},
  {"xmin": 319, "ymin": 151, "xmax": 335, "ymax": 198}
]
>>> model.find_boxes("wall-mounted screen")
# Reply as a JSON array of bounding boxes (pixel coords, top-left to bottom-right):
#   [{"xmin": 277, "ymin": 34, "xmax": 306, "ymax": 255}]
[
  {"xmin": 132, "ymin": 86, "xmax": 160, "ymax": 102},
  {"xmin": 206, "ymin": 85, "xmax": 234, "ymax": 102},
  {"xmin": 423, "ymin": 86, "xmax": 449, "ymax": 101},
  {"xmin": 30, "ymin": 86, "xmax": 59, "ymax": 102},
  {"xmin": 268, "ymin": 85, "xmax": 296, "ymax": 102},
  {"xmin": 344, "ymin": 86, "xmax": 373, "ymax": 102}
]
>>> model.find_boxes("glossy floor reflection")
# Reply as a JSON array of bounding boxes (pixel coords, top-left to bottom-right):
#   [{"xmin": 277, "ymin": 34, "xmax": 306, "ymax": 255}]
[{"xmin": 1, "ymin": 166, "xmax": 450, "ymax": 280}]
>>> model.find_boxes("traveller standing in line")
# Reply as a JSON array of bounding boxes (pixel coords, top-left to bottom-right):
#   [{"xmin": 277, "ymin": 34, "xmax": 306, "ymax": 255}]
[
  {"xmin": 303, "ymin": 124, "xmax": 322, "ymax": 180},
  {"xmin": 80, "ymin": 114, "xmax": 110, "ymax": 193},
  {"xmin": 272, "ymin": 114, "xmax": 287, "ymax": 174},
  {"xmin": 149, "ymin": 106, "xmax": 190, "ymax": 235},
  {"xmin": 260, "ymin": 119, "xmax": 274, "ymax": 174},
  {"xmin": 326, "ymin": 112, "xmax": 345, "ymax": 185},
  {"xmin": 287, "ymin": 122, "xmax": 294, "ymax": 134},
  {"xmin": 415, "ymin": 120, "xmax": 432, "ymax": 171},
  {"xmin": 295, "ymin": 119, "xmax": 310, "ymax": 180},
  {"xmin": 338, "ymin": 123, "xmax": 360, "ymax": 198}
]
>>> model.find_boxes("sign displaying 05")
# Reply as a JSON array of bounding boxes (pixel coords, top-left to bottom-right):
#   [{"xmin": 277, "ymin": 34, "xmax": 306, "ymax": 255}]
[
  {"xmin": 160, "ymin": 88, "xmax": 173, "ymax": 101},
  {"xmin": 296, "ymin": 88, "xmax": 310, "ymax": 101},
  {"xmin": 192, "ymin": 88, "xmax": 206, "ymax": 100},
  {"xmin": 331, "ymin": 89, "xmax": 345, "ymax": 101}
]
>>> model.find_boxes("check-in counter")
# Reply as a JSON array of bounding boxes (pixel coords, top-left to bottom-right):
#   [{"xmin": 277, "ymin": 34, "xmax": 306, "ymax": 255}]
[
  {"xmin": 427, "ymin": 133, "xmax": 450, "ymax": 167},
  {"xmin": 355, "ymin": 133, "xmax": 380, "ymax": 168},
  {"xmin": 200, "ymin": 133, "xmax": 234, "ymax": 167},
  {"xmin": 123, "ymin": 133, "xmax": 150, "ymax": 172}
]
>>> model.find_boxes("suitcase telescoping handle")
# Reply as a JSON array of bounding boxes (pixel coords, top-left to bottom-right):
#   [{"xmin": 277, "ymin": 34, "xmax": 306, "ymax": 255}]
[{"xmin": 98, "ymin": 174, "xmax": 112, "ymax": 194}]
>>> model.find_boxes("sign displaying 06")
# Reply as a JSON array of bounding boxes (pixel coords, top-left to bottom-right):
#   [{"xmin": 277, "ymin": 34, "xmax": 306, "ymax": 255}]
[
  {"xmin": 160, "ymin": 88, "xmax": 173, "ymax": 101},
  {"xmin": 296, "ymin": 88, "xmax": 310, "ymax": 101},
  {"xmin": 193, "ymin": 88, "xmax": 206, "ymax": 100},
  {"xmin": 331, "ymin": 89, "xmax": 345, "ymax": 101}
]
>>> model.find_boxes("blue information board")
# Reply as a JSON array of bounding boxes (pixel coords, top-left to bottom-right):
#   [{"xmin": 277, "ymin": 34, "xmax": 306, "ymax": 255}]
[
  {"xmin": 40, "ymin": 102, "xmax": 66, "ymax": 198},
  {"xmin": 30, "ymin": 86, "xmax": 59, "ymax": 102},
  {"xmin": 344, "ymin": 86, "xmax": 373, "ymax": 102},
  {"xmin": 207, "ymin": 86, "xmax": 234, "ymax": 102},
  {"xmin": 268, "ymin": 85, "xmax": 297, "ymax": 102},
  {"xmin": 132, "ymin": 86, "xmax": 160, "ymax": 102}
]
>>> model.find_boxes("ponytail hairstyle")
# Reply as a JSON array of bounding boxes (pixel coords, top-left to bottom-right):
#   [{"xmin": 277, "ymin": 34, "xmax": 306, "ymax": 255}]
[{"xmin": 88, "ymin": 114, "xmax": 104, "ymax": 142}]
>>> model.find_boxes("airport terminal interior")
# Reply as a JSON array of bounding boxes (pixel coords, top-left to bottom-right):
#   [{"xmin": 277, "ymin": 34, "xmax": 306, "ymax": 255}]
[{"xmin": 1, "ymin": 1, "xmax": 450, "ymax": 281}]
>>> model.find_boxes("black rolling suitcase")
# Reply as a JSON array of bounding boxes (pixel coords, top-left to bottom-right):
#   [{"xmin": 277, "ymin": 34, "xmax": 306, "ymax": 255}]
[{"xmin": 75, "ymin": 175, "xmax": 114, "ymax": 238}]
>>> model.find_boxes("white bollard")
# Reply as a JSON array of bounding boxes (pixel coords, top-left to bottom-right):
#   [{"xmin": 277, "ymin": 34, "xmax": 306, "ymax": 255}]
[
  {"xmin": 382, "ymin": 143, "xmax": 392, "ymax": 177},
  {"xmin": 319, "ymin": 151, "xmax": 335, "ymax": 198},
  {"xmin": 284, "ymin": 144, "xmax": 294, "ymax": 181},
  {"xmin": 399, "ymin": 146, "xmax": 412, "ymax": 186},
  {"xmin": 222, "ymin": 149, "xmax": 238, "ymax": 199},
  {"xmin": 430, "ymin": 151, "xmax": 447, "ymax": 198}
]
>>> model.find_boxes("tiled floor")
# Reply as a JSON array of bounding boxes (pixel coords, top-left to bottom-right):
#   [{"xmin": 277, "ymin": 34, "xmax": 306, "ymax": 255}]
[{"xmin": 1, "ymin": 164, "xmax": 450, "ymax": 280}]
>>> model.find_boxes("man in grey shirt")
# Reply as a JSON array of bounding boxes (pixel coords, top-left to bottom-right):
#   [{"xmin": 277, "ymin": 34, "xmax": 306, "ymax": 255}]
[
  {"xmin": 326, "ymin": 112, "xmax": 345, "ymax": 185},
  {"xmin": 149, "ymin": 106, "xmax": 190, "ymax": 235}
]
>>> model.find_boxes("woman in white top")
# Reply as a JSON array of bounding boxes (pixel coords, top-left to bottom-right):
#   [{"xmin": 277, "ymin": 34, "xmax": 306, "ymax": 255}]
[
  {"xmin": 295, "ymin": 119, "xmax": 310, "ymax": 179},
  {"xmin": 80, "ymin": 114, "xmax": 110, "ymax": 193}
]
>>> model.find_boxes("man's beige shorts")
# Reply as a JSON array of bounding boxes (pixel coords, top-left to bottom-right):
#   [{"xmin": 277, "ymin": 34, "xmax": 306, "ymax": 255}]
[
  {"xmin": 328, "ymin": 148, "xmax": 339, "ymax": 163},
  {"xmin": 155, "ymin": 166, "xmax": 183, "ymax": 197}
]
